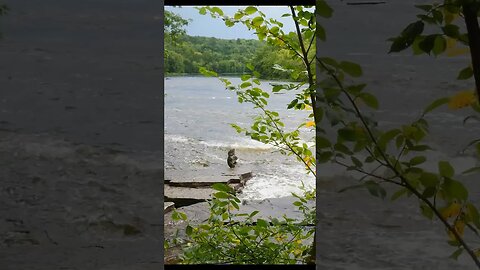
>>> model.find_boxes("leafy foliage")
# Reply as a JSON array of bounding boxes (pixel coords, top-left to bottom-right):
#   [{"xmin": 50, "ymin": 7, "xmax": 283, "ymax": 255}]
[
  {"xmin": 165, "ymin": 10, "xmax": 190, "ymax": 40},
  {"xmin": 164, "ymin": 33, "xmax": 312, "ymax": 81},
  {"xmin": 337, "ymin": 1, "xmax": 480, "ymax": 266},
  {"xmin": 166, "ymin": 183, "xmax": 315, "ymax": 264},
  {"xmin": 165, "ymin": 36, "xmax": 260, "ymax": 75}
]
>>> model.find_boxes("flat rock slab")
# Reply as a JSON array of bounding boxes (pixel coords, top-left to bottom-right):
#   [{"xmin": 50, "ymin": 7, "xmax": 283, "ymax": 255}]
[
  {"xmin": 164, "ymin": 186, "xmax": 215, "ymax": 200},
  {"xmin": 166, "ymin": 172, "xmax": 253, "ymax": 187},
  {"xmin": 166, "ymin": 175, "xmax": 232, "ymax": 187},
  {"xmin": 164, "ymin": 202, "xmax": 175, "ymax": 213},
  {"xmin": 164, "ymin": 184, "xmax": 242, "ymax": 207}
]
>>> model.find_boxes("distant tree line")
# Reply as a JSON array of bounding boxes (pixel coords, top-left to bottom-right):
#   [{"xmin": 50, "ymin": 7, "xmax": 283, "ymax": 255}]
[{"xmin": 165, "ymin": 35, "xmax": 306, "ymax": 81}]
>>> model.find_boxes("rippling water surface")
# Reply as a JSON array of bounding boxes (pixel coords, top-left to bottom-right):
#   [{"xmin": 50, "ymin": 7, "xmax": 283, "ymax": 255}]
[{"xmin": 164, "ymin": 76, "xmax": 315, "ymax": 200}]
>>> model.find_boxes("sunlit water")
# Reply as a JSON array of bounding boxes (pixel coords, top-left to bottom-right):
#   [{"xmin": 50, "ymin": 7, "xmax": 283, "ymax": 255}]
[{"xmin": 164, "ymin": 76, "xmax": 315, "ymax": 200}]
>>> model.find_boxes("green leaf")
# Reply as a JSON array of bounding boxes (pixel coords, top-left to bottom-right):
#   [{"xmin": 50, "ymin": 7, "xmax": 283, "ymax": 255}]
[
  {"xmin": 389, "ymin": 21, "xmax": 424, "ymax": 53},
  {"xmin": 214, "ymin": 191, "xmax": 230, "ymax": 199},
  {"xmin": 338, "ymin": 128, "xmax": 356, "ymax": 141},
  {"xmin": 438, "ymin": 161, "xmax": 454, "ymax": 178},
  {"xmin": 419, "ymin": 201, "xmax": 434, "ymax": 220},
  {"xmin": 419, "ymin": 172, "xmax": 439, "ymax": 187},
  {"xmin": 423, "ymin": 97, "xmax": 449, "ymax": 114},
  {"xmin": 449, "ymin": 248, "xmax": 463, "ymax": 260},
  {"xmin": 346, "ymin": 84, "xmax": 366, "ymax": 95},
  {"xmin": 334, "ymin": 143, "xmax": 353, "ymax": 155},
  {"xmin": 378, "ymin": 129, "xmax": 401, "ymax": 150},
  {"xmin": 212, "ymin": 183, "xmax": 234, "ymax": 193},
  {"xmin": 391, "ymin": 188, "xmax": 408, "ymax": 201},
  {"xmin": 252, "ymin": 16, "xmax": 264, "ymax": 27},
  {"xmin": 171, "ymin": 211, "xmax": 180, "ymax": 220},
  {"xmin": 389, "ymin": 36, "xmax": 410, "ymax": 53},
  {"xmin": 317, "ymin": 151, "xmax": 333, "ymax": 163},
  {"xmin": 316, "ymin": 0, "xmax": 333, "ymax": 18},
  {"xmin": 467, "ymin": 203, "xmax": 480, "ymax": 229},
  {"xmin": 241, "ymin": 82, "xmax": 252, "ymax": 88},
  {"xmin": 422, "ymin": 186, "xmax": 436, "ymax": 198},
  {"xmin": 241, "ymin": 74, "xmax": 251, "ymax": 81},
  {"xmin": 317, "ymin": 24, "xmax": 326, "ymax": 41},
  {"xmin": 419, "ymin": 34, "xmax": 437, "ymax": 54},
  {"xmin": 231, "ymin": 200, "xmax": 239, "ymax": 210},
  {"xmin": 287, "ymin": 99, "xmax": 298, "ymax": 109},
  {"xmin": 211, "ymin": 7, "xmax": 224, "ymax": 16},
  {"xmin": 432, "ymin": 35, "xmax": 446, "ymax": 56},
  {"xmin": 225, "ymin": 20, "xmax": 235, "ymax": 27},
  {"xmin": 365, "ymin": 180, "xmax": 386, "ymax": 199},
  {"xmin": 410, "ymin": 156, "xmax": 426, "ymax": 166},
  {"xmin": 351, "ymin": 156, "xmax": 362, "ymax": 167},
  {"xmin": 411, "ymin": 35, "xmax": 424, "ymax": 55},
  {"xmin": 249, "ymin": 210, "xmax": 259, "ymax": 218},
  {"xmin": 256, "ymin": 219, "xmax": 268, "ymax": 228},
  {"xmin": 246, "ymin": 63, "xmax": 254, "ymax": 71},
  {"xmin": 319, "ymin": 57, "xmax": 338, "ymax": 68},
  {"xmin": 395, "ymin": 135, "xmax": 405, "ymax": 149},
  {"xmin": 234, "ymin": 12, "xmax": 244, "ymax": 20},
  {"xmin": 447, "ymin": 240, "xmax": 461, "ymax": 247},
  {"xmin": 272, "ymin": 85, "xmax": 284, "ymax": 92},
  {"xmin": 172, "ymin": 210, "xmax": 187, "ymax": 221},
  {"xmin": 339, "ymin": 61, "xmax": 362, "ymax": 77},
  {"xmin": 443, "ymin": 178, "xmax": 468, "ymax": 201},
  {"xmin": 198, "ymin": 67, "xmax": 218, "ymax": 77},
  {"xmin": 270, "ymin": 26, "xmax": 279, "ymax": 35},
  {"xmin": 186, "ymin": 225, "xmax": 193, "ymax": 236},
  {"xmin": 457, "ymin": 66, "xmax": 473, "ymax": 80},
  {"xmin": 198, "ymin": 7, "xmax": 207, "ymax": 15},
  {"xmin": 358, "ymin": 92, "xmax": 379, "ymax": 109},
  {"xmin": 432, "ymin": 10, "xmax": 443, "ymax": 24},
  {"xmin": 442, "ymin": 24, "xmax": 460, "ymax": 38},
  {"xmin": 316, "ymin": 136, "xmax": 331, "ymax": 148},
  {"xmin": 257, "ymin": 32, "xmax": 266, "ymax": 41},
  {"xmin": 245, "ymin": 6, "xmax": 257, "ymax": 15}
]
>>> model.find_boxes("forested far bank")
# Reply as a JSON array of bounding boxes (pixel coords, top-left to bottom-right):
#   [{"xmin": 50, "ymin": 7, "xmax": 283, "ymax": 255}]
[{"xmin": 165, "ymin": 35, "xmax": 307, "ymax": 81}]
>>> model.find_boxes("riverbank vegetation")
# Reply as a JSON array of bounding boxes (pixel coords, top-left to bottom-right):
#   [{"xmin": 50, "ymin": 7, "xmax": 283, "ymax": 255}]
[{"xmin": 165, "ymin": 35, "xmax": 309, "ymax": 81}]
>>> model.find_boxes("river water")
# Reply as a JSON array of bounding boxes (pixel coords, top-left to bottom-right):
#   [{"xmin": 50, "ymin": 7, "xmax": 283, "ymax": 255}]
[
  {"xmin": 314, "ymin": 1, "xmax": 480, "ymax": 268},
  {"xmin": 164, "ymin": 76, "xmax": 315, "ymax": 200}
]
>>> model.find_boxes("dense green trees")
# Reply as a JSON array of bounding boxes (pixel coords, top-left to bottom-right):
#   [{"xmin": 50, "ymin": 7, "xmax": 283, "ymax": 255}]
[
  {"xmin": 165, "ymin": 36, "xmax": 257, "ymax": 74},
  {"xmin": 165, "ymin": 35, "xmax": 306, "ymax": 81}
]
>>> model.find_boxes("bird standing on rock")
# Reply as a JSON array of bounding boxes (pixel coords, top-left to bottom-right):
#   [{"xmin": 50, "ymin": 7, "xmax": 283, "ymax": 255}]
[{"xmin": 227, "ymin": 149, "xmax": 238, "ymax": 168}]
